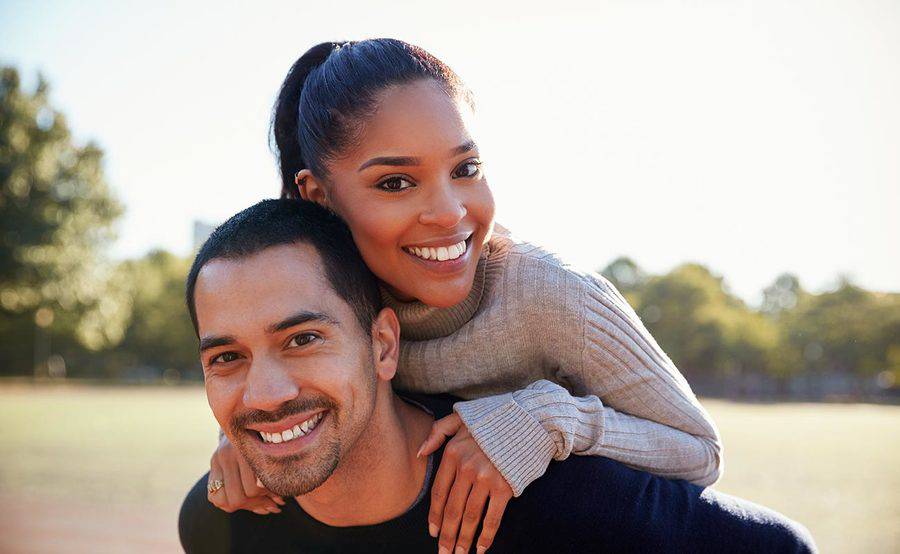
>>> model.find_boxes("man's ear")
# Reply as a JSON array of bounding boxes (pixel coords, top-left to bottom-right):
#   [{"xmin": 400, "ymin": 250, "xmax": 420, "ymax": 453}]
[
  {"xmin": 370, "ymin": 307, "xmax": 400, "ymax": 382},
  {"xmin": 296, "ymin": 169, "xmax": 330, "ymax": 208}
]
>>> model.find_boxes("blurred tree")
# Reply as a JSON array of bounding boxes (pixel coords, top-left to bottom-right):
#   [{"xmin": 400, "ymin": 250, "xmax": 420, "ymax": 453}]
[
  {"xmin": 106, "ymin": 250, "xmax": 200, "ymax": 379},
  {"xmin": 0, "ymin": 66, "xmax": 125, "ymax": 375},
  {"xmin": 600, "ymin": 256, "xmax": 647, "ymax": 306},
  {"xmin": 761, "ymin": 273, "xmax": 806, "ymax": 317},
  {"xmin": 778, "ymin": 278, "xmax": 900, "ymax": 377},
  {"xmin": 636, "ymin": 263, "xmax": 777, "ymax": 379}
]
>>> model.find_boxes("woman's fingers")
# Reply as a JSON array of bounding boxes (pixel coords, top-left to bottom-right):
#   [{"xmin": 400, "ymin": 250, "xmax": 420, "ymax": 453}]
[
  {"xmin": 475, "ymin": 491, "xmax": 512, "ymax": 554},
  {"xmin": 244, "ymin": 495, "xmax": 283, "ymax": 515},
  {"xmin": 237, "ymin": 452, "xmax": 270, "ymax": 499},
  {"xmin": 207, "ymin": 458, "xmax": 230, "ymax": 510},
  {"xmin": 453, "ymin": 484, "xmax": 489, "ymax": 554},
  {"xmin": 223, "ymin": 456, "xmax": 248, "ymax": 511},
  {"xmin": 428, "ymin": 449, "xmax": 458, "ymax": 537},
  {"xmin": 438, "ymin": 475, "xmax": 473, "ymax": 554},
  {"xmin": 418, "ymin": 413, "xmax": 464, "ymax": 457}
]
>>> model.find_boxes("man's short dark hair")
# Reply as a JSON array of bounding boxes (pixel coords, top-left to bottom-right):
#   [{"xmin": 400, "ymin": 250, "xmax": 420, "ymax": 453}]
[{"xmin": 186, "ymin": 199, "xmax": 381, "ymax": 335}]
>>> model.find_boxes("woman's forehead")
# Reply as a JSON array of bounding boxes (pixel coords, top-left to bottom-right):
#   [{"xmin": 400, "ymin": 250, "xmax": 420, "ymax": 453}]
[{"xmin": 347, "ymin": 80, "xmax": 477, "ymax": 160}]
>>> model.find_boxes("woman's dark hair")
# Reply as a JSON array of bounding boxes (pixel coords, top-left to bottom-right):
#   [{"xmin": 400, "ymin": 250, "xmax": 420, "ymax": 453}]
[{"xmin": 271, "ymin": 39, "xmax": 473, "ymax": 199}]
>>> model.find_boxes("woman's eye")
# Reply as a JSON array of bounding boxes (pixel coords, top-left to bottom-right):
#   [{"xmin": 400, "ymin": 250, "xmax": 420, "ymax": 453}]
[
  {"xmin": 210, "ymin": 351, "xmax": 240, "ymax": 365},
  {"xmin": 288, "ymin": 333, "xmax": 319, "ymax": 348},
  {"xmin": 453, "ymin": 160, "xmax": 482, "ymax": 179},
  {"xmin": 377, "ymin": 177, "xmax": 414, "ymax": 192}
]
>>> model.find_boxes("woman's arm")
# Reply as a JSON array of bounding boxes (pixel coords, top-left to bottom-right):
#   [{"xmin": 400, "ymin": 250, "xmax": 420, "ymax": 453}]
[{"xmin": 452, "ymin": 271, "xmax": 723, "ymax": 496}]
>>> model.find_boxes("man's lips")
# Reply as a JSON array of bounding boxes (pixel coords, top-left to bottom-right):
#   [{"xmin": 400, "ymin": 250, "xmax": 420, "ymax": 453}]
[
  {"xmin": 245, "ymin": 411, "xmax": 329, "ymax": 455},
  {"xmin": 244, "ymin": 409, "xmax": 327, "ymax": 434}
]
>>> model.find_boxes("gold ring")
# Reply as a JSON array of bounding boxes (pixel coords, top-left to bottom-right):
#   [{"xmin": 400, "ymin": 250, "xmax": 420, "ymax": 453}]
[{"xmin": 207, "ymin": 479, "xmax": 224, "ymax": 494}]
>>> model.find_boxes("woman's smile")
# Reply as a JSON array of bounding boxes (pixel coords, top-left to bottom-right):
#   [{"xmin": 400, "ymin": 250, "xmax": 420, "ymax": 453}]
[{"xmin": 402, "ymin": 233, "xmax": 473, "ymax": 273}]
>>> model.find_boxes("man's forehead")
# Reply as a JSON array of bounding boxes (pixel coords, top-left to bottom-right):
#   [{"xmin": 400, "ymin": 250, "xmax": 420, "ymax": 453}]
[{"xmin": 194, "ymin": 244, "xmax": 344, "ymax": 334}]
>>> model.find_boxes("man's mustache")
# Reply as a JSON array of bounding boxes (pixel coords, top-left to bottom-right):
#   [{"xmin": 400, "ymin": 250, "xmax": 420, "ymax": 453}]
[{"xmin": 231, "ymin": 396, "xmax": 338, "ymax": 431}]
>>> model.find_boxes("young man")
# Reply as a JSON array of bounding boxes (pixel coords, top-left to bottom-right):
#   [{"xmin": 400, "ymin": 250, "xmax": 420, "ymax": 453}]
[{"xmin": 179, "ymin": 199, "xmax": 815, "ymax": 553}]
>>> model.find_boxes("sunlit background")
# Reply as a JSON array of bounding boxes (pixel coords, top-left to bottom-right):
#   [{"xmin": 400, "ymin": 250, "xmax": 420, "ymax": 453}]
[{"xmin": 1, "ymin": 1, "xmax": 898, "ymax": 552}]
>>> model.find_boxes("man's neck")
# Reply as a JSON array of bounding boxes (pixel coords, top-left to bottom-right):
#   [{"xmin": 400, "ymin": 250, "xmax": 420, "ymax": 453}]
[{"xmin": 295, "ymin": 390, "xmax": 434, "ymax": 527}]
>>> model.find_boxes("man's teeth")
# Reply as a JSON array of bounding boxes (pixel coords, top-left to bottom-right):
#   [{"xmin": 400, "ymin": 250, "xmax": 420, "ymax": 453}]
[
  {"xmin": 259, "ymin": 412, "xmax": 324, "ymax": 444},
  {"xmin": 405, "ymin": 240, "xmax": 467, "ymax": 262}
]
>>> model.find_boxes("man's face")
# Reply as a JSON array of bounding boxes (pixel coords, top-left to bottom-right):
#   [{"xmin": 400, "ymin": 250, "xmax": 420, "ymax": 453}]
[{"xmin": 194, "ymin": 243, "xmax": 377, "ymax": 497}]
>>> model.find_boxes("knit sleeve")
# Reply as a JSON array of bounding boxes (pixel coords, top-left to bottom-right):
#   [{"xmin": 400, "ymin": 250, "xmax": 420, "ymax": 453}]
[{"xmin": 453, "ymin": 271, "xmax": 723, "ymax": 497}]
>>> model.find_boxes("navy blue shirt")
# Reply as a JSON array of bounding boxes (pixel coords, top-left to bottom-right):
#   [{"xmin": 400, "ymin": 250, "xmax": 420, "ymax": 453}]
[{"xmin": 179, "ymin": 394, "xmax": 815, "ymax": 553}]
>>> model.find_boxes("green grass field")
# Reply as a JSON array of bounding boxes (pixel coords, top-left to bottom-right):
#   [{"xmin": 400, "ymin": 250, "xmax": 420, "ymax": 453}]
[{"xmin": 0, "ymin": 384, "xmax": 897, "ymax": 553}]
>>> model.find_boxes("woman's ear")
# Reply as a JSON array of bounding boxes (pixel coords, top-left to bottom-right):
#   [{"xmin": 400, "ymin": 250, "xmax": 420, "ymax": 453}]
[
  {"xmin": 295, "ymin": 169, "xmax": 329, "ymax": 208},
  {"xmin": 370, "ymin": 308, "xmax": 400, "ymax": 382}
]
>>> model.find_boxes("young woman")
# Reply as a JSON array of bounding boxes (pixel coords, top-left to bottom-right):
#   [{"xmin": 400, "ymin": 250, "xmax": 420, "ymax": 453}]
[{"xmin": 207, "ymin": 39, "xmax": 723, "ymax": 554}]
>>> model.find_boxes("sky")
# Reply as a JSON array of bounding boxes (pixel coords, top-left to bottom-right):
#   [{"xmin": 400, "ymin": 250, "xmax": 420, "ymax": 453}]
[{"xmin": 2, "ymin": 0, "xmax": 898, "ymax": 303}]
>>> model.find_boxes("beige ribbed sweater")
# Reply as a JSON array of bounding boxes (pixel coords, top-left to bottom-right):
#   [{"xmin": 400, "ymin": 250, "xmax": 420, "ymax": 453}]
[{"xmin": 383, "ymin": 230, "xmax": 723, "ymax": 497}]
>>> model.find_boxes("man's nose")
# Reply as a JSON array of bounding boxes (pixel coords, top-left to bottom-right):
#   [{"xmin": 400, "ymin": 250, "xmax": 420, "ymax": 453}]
[
  {"xmin": 418, "ymin": 182, "xmax": 467, "ymax": 228},
  {"xmin": 242, "ymin": 357, "xmax": 300, "ymax": 412}
]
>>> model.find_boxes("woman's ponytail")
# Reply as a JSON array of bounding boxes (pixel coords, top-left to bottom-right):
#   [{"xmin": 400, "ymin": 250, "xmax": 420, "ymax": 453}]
[{"xmin": 271, "ymin": 42, "xmax": 345, "ymax": 199}]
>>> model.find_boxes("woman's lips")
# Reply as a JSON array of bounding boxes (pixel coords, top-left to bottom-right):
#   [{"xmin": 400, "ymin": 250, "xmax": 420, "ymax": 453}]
[
  {"xmin": 402, "ymin": 236, "xmax": 473, "ymax": 274},
  {"xmin": 403, "ymin": 238, "xmax": 467, "ymax": 262}
]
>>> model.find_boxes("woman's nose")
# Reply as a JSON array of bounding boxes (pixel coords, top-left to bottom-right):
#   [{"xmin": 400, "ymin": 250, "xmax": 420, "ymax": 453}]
[{"xmin": 419, "ymin": 183, "xmax": 467, "ymax": 228}]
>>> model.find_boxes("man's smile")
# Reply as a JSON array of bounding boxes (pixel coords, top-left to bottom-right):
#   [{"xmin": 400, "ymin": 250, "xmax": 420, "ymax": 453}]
[
  {"xmin": 240, "ymin": 409, "xmax": 331, "ymax": 456},
  {"xmin": 255, "ymin": 411, "xmax": 325, "ymax": 444}
]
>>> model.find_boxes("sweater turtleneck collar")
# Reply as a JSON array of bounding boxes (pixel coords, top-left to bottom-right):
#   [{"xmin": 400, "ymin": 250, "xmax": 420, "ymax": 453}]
[{"xmin": 379, "ymin": 247, "xmax": 490, "ymax": 341}]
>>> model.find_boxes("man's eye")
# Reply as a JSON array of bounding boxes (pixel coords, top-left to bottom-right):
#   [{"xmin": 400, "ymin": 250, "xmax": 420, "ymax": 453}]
[
  {"xmin": 377, "ymin": 177, "xmax": 414, "ymax": 192},
  {"xmin": 210, "ymin": 352, "xmax": 240, "ymax": 365},
  {"xmin": 452, "ymin": 160, "xmax": 482, "ymax": 179},
  {"xmin": 288, "ymin": 333, "xmax": 319, "ymax": 348}
]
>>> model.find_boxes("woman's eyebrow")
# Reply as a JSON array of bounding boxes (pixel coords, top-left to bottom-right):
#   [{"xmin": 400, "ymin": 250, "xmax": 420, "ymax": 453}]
[
  {"xmin": 451, "ymin": 140, "xmax": 477, "ymax": 157},
  {"xmin": 357, "ymin": 156, "xmax": 421, "ymax": 172},
  {"xmin": 356, "ymin": 141, "xmax": 478, "ymax": 172}
]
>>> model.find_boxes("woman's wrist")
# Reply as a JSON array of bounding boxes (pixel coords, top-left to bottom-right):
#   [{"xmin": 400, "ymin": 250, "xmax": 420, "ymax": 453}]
[{"xmin": 453, "ymin": 394, "xmax": 557, "ymax": 496}]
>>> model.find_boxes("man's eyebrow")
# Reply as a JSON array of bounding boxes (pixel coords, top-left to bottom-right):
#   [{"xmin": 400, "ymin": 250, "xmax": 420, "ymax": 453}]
[
  {"xmin": 267, "ymin": 311, "xmax": 339, "ymax": 334},
  {"xmin": 199, "ymin": 335, "xmax": 236, "ymax": 352}
]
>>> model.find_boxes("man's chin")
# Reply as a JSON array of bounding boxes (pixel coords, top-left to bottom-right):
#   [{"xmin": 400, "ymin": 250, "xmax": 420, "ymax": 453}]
[{"xmin": 242, "ymin": 442, "xmax": 341, "ymax": 498}]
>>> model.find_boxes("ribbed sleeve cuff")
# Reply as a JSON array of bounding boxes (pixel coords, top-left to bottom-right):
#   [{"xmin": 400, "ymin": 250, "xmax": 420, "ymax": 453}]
[{"xmin": 453, "ymin": 394, "xmax": 557, "ymax": 497}]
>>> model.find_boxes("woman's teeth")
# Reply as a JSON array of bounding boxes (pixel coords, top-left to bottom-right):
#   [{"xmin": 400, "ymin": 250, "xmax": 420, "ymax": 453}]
[
  {"xmin": 405, "ymin": 240, "xmax": 467, "ymax": 262},
  {"xmin": 259, "ymin": 412, "xmax": 324, "ymax": 444}
]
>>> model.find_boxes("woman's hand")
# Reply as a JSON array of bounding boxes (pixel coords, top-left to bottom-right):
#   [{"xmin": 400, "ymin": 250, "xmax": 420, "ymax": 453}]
[
  {"xmin": 208, "ymin": 433, "xmax": 286, "ymax": 515},
  {"xmin": 418, "ymin": 414, "xmax": 513, "ymax": 554}
]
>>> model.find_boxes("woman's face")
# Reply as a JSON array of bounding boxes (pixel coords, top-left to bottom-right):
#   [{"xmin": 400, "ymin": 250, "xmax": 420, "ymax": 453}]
[{"xmin": 309, "ymin": 79, "xmax": 495, "ymax": 308}]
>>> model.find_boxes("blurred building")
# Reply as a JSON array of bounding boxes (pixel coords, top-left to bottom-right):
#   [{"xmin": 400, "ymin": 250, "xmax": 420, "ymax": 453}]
[{"xmin": 192, "ymin": 221, "xmax": 216, "ymax": 251}]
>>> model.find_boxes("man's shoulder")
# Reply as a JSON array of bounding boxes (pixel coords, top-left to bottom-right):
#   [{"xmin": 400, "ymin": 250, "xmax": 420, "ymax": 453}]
[
  {"xmin": 179, "ymin": 473, "xmax": 232, "ymax": 553},
  {"xmin": 396, "ymin": 391, "xmax": 459, "ymax": 419},
  {"xmin": 497, "ymin": 456, "xmax": 815, "ymax": 553},
  {"xmin": 179, "ymin": 473, "xmax": 281, "ymax": 553}
]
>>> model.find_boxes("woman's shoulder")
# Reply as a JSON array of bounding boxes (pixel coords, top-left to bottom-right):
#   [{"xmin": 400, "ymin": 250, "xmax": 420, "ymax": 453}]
[{"xmin": 486, "ymin": 225, "xmax": 621, "ymax": 305}]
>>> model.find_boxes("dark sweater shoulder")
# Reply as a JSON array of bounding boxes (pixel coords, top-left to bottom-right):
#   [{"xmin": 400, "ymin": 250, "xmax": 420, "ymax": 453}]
[
  {"xmin": 179, "ymin": 473, "xmax": 277, "ymax": 553},
  {"xmin": 493, "ymin": 455, "xmax": 815, "ymax": 553},
  {"xmin": 396, "ymin": 391, "xmax": 457, "ymax": 419}
]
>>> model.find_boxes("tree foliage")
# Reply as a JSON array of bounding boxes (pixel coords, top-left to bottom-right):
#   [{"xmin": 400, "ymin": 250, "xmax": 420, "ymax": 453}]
[
  {"xmin": 0, "ymin": 66, "xmax": 125, "ymax": 371},
  {"xmin": 635, "ymin": 263, "xmax": 777, "ymax": 379},
  {"xmin": 601, "ymin": 259, "xmax": 899, "ymax": 385},
  {"xmin": 110, "ymin": 250, "xmax": 199, "ymax": 378}
]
